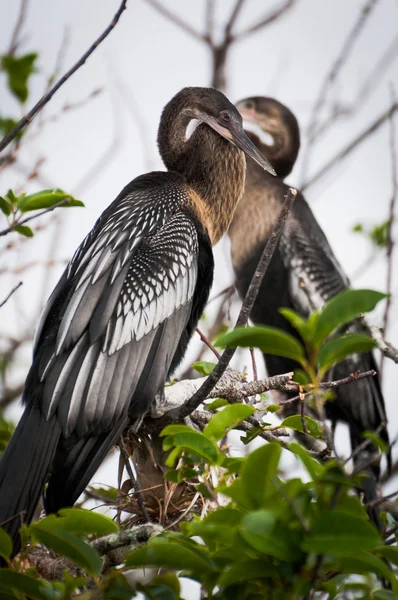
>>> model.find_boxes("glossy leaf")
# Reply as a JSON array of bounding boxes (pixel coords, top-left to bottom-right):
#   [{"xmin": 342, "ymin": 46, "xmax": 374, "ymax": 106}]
[
  {"xmin": 318, "ymin": 333, "xmax": 377, "ymax": 373},
  {"xmin": 35, "ymin": 507, "xmax": 118, "ymax": 537},
  {"xmin": 125, "ymin": 538, "xmax": 213, "ymax": 573},
  {"xmin": 313, "ymin": 289, "xmax": 386, "ymax": 346},
  {"xmin": 192, "ymin": 361, "xmax": 216, "ymax": 376},
  {"xmin": 0, "ymin": 528, "xmax": 12, "ymax": 561},
  {"xmin": 335, "ymin": 552, "xmax": 397, "ymax": 592},
  {"xmin": 279, "ymin": 307, "xmax": 314, "ymax": 343},
  {"xmin": 13, "ymin": 224, "xmax": 34, "ymax": 237},
  {"xmin": 362, "ymin": 431, "xmax": 388, "ymax": 454},
  {"xmin": 0, "ymin": 570, "xmax": 55, "ymax": 600},
  {"xmin": 18, "ymin": 188, "xmax": 84, "ymax": 213},
  {"xmin": 30, "ymin": 525, "xmax": 103, "ymax": 576},
  {"xmin": 240, "ymin": 511, "xmax": 294, "ymax": 561},
  {"xmin": 302, "ymin": 511, "xmax": 381, "ymax": 554},
  {"xmin": 281, "ymin": 415, "xmax": 324, "ymax": 439},
  {"xmin": 205, "ymin": 397, "xmax": 228, "ymax": 411},
  {"xmin": 203, "ymin": 404, "xmax": 254, "ymax": 441},
  {"xmin": 1, "ymin": 53, "xmax": 38, "ymax": 103},
  {"xmin": 289, "ymin": 442, "xmax": 324, "ymax": 479},
  {"xmin": 216, "ymin": 325, "xmax": 306, "ymax": 365},
  {"xmin": 162, "ymin": 429, "xmax": 219, "ymax": 465},
  {"xmin": 0, "ymin": 197, "xmax": 11, "ymax": 216},
  {"xmin": 240, "ymin": 443, "xmax": 281, "ymax": 509}
]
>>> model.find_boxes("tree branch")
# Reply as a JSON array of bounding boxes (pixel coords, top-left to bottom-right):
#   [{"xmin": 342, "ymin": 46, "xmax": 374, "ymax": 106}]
[
  {"xmin": 301, "ymin": 102, "xmax": 398, "ymax": 192},
  {"xmin": 143, "ymin": 0, "xmax": 208, "ymax": 44},
  {"xmin": 8, "ymin": 0, "xmax": 29, "ymax": 56},
  {"xmin": 0, "ymin": 198, "xmax": 74, "ymax": 237},
  {"xmin": 233, "ymin": 0, "xmax": 295, "ymax": 41},
  {"xmin": 0, "ymin": 0, "xmax": 129, "ymax": 154},
  {"xmin": 0, "ymin": 281, "xmax": 23, "ymax": 308}
]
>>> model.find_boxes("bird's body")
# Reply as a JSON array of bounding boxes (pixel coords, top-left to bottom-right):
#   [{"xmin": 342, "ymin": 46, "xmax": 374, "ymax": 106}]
[
  {"xmin": 0, "ymin": 87, "xmax": 274, "ymax": 556},
  {"xmin": 228, "ymin": 97, "xmax": 388, "ymax": 513}
]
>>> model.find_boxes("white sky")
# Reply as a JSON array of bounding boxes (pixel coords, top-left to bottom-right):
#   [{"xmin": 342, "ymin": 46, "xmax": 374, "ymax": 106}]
[{"xmin": 1, "ymin": 3, "xmax": 398, "ymax": 587}]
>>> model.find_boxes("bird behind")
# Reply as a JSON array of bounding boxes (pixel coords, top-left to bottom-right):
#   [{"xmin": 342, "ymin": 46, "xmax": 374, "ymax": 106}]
[
  {"xmin": 0, "ymin": 87, "xmax": 274, "ymax": 558},
  {"xmin": 228, "ymin": 96, "xmax": 389, "ymax": 525}
]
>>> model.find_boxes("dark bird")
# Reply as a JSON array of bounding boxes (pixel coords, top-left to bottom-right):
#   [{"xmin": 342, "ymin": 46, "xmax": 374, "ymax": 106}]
[
  {"xmin": 228, "ymin": 96, "xmax": 389, "ymax": 520},
  {"xmin": 0, "ymin": 87, "xmax": 275, "ymax": 556}
]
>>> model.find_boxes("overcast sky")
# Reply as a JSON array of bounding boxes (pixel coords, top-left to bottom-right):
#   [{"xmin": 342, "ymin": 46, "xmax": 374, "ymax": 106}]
[{"xmin": 1, "ymin": 3, "xmax": 398, "ymax": 579}]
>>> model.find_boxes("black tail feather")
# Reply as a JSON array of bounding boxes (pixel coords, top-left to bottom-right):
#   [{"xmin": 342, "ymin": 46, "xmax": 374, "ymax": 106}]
[
  {"xmin": 44, "ymin": 419, "xmax": 127, "ymax": 514},
  {"xmin": 0, "ymin": 405, "xmax": 60, "ymax": 556}
]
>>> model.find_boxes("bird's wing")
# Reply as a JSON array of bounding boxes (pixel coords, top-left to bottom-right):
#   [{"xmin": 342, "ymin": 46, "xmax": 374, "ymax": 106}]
[
  {"xmin": 279, "ymin": 191, "xmax": 350, "ymax": 316},
  {"xmin": 279, "ymin": 192, "xmax": 388, "ymax": 437},
  {"xmin": 29, "ymin": 175, "xmax": 200, "ymax": 437}
]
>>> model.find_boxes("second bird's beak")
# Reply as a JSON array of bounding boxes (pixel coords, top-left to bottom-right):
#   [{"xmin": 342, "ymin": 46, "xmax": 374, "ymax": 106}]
[{"xmin": 202, "ymin": 114, "xmax": 276, "ymax": 176}]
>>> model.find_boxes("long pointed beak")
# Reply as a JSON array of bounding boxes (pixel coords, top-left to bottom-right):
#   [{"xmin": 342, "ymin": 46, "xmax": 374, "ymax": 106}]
[
  {"xmin": 230, "ymin": 124, "xmax": 276, "ymax": 176},
  {"xmin": 202, "ymin": 114, "xmax": 276, "ymax": 176}
]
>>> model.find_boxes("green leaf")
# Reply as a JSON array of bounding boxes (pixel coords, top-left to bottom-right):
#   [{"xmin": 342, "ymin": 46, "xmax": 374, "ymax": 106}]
[
  {"xmin": 0, "ymin": 117, "xmax": 19, "ymax": 138},
  {"xmin": 1, "ymin": 53, "xmax": 38, "ymax": 103},
  {"xmin": 302, "ymin": 511, "xmax": 381, "ymax": 554},
  {"xmin": 240, "ymin": 443, "xmax": 281, "ymax": 509},
  {"xmin": 30, "ymin": 525, "xmax": 103, "ymax": 576},
  {"xmin": 0, "ymin": 570, "xmax": 55, "ymax": 600},
  {"xmin": 218, "ymin": 559, "xmax": 274, "ymax": 586},
  {"xmin": 362, "ymin": 431, "xmax": 388, "ymax": 454},
  {"xmin": 18, "ymin": 188, "xmax": 84, "ymax": 213},
  {"xmin": 372, "ymin": 591, "xmax": 396, "ymax": 599},
  {"xmin": 313, "ymin": 289, "xmax": 386, "ymax": 346},
  {"xmin": 318, "ymin": 333, "xmax": 377, "ymax": 373},
  {"xmin": 0, "ymin": 197, "xmax": 11, "ymax": 216},
  {"xmin": 335, "ymin": 552, "xmax": 397, "ymax": 592},
  {"xmin": 375, "ymin": 545, "xmax": 398, "ymax": 566},
  {"xmin": 5, "ymin": 190, "xmax": 18, "ymax": 205},
  {"xmin": 203, "ymin": 404, "xmax": 254, "ymax": 441},
  {"xmin": 240, "ymin": 510, "xmax": 291, "ymax": 561},
  {"xmin": 0, "ymin": 528, "xmax": 12, "ymax": 561},
  {"xmin": 279, "ymin": 307, "xmax": 314, "ymax": 343},
  {"xmin": 13, "ymin": 224, "xmax": 34, "ymax": 237},
  {"xmin": 191, "ymin": 361, "xmax": 216, "ymax": 376},
  {"xmin": 125, "ymin": 538, "xmax": 213, "ymax": 574},
  {"xmin": 216, "ymin": 325, "xmax": 306, "ymax": 365},
  {"xmin": 281, "ymin": 415, "xmax": 324, "ymax": 439},
  {"xmin": 205, "ymin": 397, "xmax": 228, "ymax": 411},
  {"xmin": 36, "ymin": 508, "xmax": 118, "ymax": 537},
  {"xmin": 162, "ymin": 429, "xmax": 219, "ymax": 465},
  {"xmin": 289, "ymin": 442, "xmax": 324, "ymax": 479}
]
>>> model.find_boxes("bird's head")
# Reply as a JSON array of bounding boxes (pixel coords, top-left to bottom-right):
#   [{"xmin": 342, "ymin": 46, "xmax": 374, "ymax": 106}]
[
  {"xmin": 235, "ymin": 97, "xmax": 300, "ymax": 179},
  {"xmin": 159, "ymin": 87, "xmax": 276, "ymax": 176}
]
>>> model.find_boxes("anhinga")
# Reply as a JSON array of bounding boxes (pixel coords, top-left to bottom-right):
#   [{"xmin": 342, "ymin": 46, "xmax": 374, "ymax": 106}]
[
  {"xmin": 228, "ymin": 96, "xmax": 389, "ymax": 516},
  {"xmin": 0, "ymin": 87, "xmax": 274, "ymax": 556}
]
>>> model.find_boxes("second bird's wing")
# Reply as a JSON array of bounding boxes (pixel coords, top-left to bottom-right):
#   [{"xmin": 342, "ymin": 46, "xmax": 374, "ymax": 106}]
[{"xmin": 27, "ymin": 175, "xmax": 200, "ymax": 438}]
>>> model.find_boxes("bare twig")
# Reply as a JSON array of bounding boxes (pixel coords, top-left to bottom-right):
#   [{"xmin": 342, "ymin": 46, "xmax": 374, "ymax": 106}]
[
  {"xmin": 224, "ymin": 0, "xmax": 246, "ymax": 41},
  {"xmin": 143, "ymin": 0, "xmax": 207, "ymax": 43},
  {"xmin": 153, "ymin": 189, "xmax": 296, "ymax": 426},
  {"xmin": 0, "ymin": 0, "xmax": 129, "ymax": 154},
  {"xmin": 372, "ymin": 328, "xmax": 398, "ymax": 364},
  {"xmin": 195, "ymin": 327, "xmax": 221, "ymax": 360},
  {"xmin": 300, "ymin": 0, "xmax": 381, "ymax": 182},
  {"xmin": 118, "ymin": 442, "xmax": 149, "ymax": 523},
  {"xmin": 380, "ymin": 85, "xmax": 397, "ymax": 380},
  {"xmin": 301, "ymin": 103, "xmax": 398, "ymax": 192},
  {"xmin": 8, "ymin": 0, "xmax": 28, "ymax": 56},
  {"xmin": 233, "ymin": 0, "xmax": 295, "ymax": 41},
  {"xmin": 249, "ymin": 347, "xmax": 258, "ymax": 381},
  {"xmin": 0, "ymin": 281, "xmax": 23, "ymax": 308}
]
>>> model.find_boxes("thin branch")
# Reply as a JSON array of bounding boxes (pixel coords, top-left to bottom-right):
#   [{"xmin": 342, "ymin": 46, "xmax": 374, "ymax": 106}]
[
  {"xmin": 0, "ymin": 198, "xmax": 73, "ymax": 237},
  {"xmin": 0, "ymin": 0, "xmax": 129, "ymax": 154},
  {"xmin": 118, "ymin": 442, "xmax": 149, "ymax": 523},
  {"xmin": 143, "ymin": 0, "xmax": 208, "ymax": 44},
  {"xmin": 300, "ymin": 0, "xmax": 381, "ymax": 182},
  {"xmin": 225, "ymin": 0, "xmax": 246, "ymax": 41},
  {"xmin": 249, "ymin": 347, "xmax": 258, "ymax": 381},
  {"xmin": 301, "ymin": 103, "xmax": 398, "ymax": 192},
  {"xmin": 154, "ymin": 188, "xmax": 296, "ymax": 425},
  {"xmin": 233, "ymin": 0, "xmax": 295, "ymax": 42},
  {"xmin": 380, "ymin": 85, "xmax": 397, "ymax": 379},
  {"xmin": 204, "ymin": 0, "xmax": 215, "ymax": 43},
  {"xmin": 195, "ymin": 327, "xmax": 221, "ymax": 360},
  {"xmin": 0, "ymin": 281, "xmax": 23, "ymax": 308},
  {"xmin": 8, "ymin": 0, "xmax": 29, "ymax": 56},
  {"xmin": 372, "ymin": 328, "xmax": 398, "ymax": 364}
]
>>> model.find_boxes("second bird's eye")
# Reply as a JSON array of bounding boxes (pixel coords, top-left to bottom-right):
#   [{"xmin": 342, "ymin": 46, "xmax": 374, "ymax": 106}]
[{"xmin": 219, "ymin": 111, "xmax": 232, "ymax": 123}]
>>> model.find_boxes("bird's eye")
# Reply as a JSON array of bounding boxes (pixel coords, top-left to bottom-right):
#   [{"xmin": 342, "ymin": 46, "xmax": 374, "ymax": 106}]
[
  {"xmin": 245, "ymin": 100, "xmax": 255, "ymax": 110},
  {"xmin": 219, "ymin": 111, "xmax": 232, "ymax": 124}
]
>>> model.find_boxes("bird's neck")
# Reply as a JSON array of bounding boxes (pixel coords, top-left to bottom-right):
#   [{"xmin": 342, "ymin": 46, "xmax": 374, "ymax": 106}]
[{"xmin": 162, "ymin": 123, "xmax": 246, "ymax": 245}]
